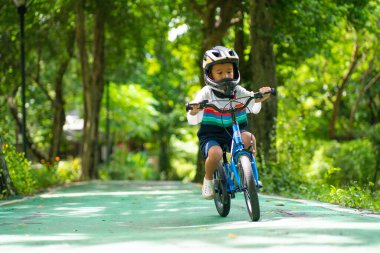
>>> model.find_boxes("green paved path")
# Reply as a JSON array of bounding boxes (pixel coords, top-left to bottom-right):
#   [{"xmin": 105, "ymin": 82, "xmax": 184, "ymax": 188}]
[{"xmin": 1, "ymin": 181, "xmax": 379, "ymax": 252}]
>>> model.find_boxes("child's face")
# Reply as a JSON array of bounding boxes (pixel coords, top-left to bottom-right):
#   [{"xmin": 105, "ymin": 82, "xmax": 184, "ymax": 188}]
[{"xmin": 210, "ymin": 63, "xmax": 234, "ymax": 81}]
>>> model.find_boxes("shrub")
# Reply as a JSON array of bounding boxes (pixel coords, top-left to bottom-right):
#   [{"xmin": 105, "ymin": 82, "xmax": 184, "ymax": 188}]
[
  {"xmin": 309, "ymin": 139, "xmax": 377, "ymax": 186},
  {"xmin": 1, "ymin": 133, "xmax": 82, "ymax": 199},
  {"xmin": 99, "ymin": 146, "xmax": 158, "ymax": 180},
  {"xmin": 172, "ymin": 158, "xmax": 196, "ymax": 182},
  {"xmin": 56, "ymin": 157, "xmax": 82, "ymax": 183},
  {"xmin": 298, "ymin": 181, "xmax": 380, "ymax": 210},
  {"xmin": 2, "ymin": 143, "xmax": 37, "ymax": 196}
]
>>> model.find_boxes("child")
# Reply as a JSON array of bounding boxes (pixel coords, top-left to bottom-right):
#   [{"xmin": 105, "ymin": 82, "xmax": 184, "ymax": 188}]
[{"xmin": 187, "ymin": 46, "xmax": 272, "ymax": 199}]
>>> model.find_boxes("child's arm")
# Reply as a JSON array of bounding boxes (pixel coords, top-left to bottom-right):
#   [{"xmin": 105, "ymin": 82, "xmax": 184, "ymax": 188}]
[
  {"xmin": 189, "ymin": 104, "xmax": 201, "ymax": 115},
  {"xmin": 186, "ymin": 87, "xmax": 209, "ymax": 125},
  {"xmin": 255, "ymin": 86, "xmax": 272, "ymax": 102},
  {"xmin": 187, "ymin": 104, "xmax": 204, "ymax": 125},
  {"xmin": 236, "ymin": 86, "xmax": 261, "ymax": 114}
]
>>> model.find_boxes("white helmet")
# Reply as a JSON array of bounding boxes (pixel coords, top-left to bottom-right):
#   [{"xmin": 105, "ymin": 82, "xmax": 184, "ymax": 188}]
[{"xmin": 203, "ymin": 46, "xmax": 240, "ymax": 97}]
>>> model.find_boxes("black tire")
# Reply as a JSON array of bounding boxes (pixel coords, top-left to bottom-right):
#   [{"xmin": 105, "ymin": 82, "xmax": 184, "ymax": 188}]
[
  {"xmin": 238, "ymin": 155, "xmax": 260, "ymax": 221},
  {"xmin": 214, "ymin": 162, "xmax": 231, "ymax": 217}
]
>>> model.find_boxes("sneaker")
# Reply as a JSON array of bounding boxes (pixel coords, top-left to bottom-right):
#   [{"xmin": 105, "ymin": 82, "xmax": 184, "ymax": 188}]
[
  {"xmin": 202, "ymin": 178, "xmax": 215, "ymax": 200},
  {"xmin": 257, "ymin": 180, "xmax": 263, "ymax": 189}
]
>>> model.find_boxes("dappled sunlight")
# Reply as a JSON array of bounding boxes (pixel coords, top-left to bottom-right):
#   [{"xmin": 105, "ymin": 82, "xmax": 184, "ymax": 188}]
[
  {"xmin": 139, "ymin": 184, "xmax": 188, "ymax": 191},
  {"xmin": 155, "ymin": 223, "xmax": 215, "ymax": 230},
  {"xmin": 0, "ymin": 233, "xmax": 89, "ymax": 244},
  {"xmin": 153, "ymin": 208, "xmax": 180, "ymax": 212},
  {"xmin": 54, "ymin": 207, "xmax": 106, "ymax": 217},
  {"xmin": 208, "ymin": 218, "xmax": 380, "ymax": 231},
  {"xmin": 40, "ymin": 190, "xmax": 192, "ymax": 198},
  {"xmin": 0, "ymin": 237, "xmax": 377, "ymax": 253},
  {"xmin": 225, "ymin": 234, "xmax": 361, "ymax": 247}
]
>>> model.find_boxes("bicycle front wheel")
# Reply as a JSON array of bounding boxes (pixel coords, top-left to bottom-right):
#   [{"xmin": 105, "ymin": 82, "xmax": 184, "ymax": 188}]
[
  {"xmin": 238, "ymin": 155, "xmax": 260, "ymax": 221},
  {"xmin": 214, "ymin": 162, "xmax": 231, "ymax": 217}
]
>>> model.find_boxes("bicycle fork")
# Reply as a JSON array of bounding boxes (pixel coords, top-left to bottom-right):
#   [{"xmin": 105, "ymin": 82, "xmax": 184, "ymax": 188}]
[
  {"xmin": 222, "ymin": 151, "xmax": 237, "ymax": 198},
  {"xmin": 250, "ymin": 155, "xmax": 261, "ymax": 188}
]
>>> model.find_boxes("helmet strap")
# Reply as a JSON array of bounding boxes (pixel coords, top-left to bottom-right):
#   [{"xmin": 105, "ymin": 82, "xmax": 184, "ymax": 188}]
[{"xmin": 212, "ymin": 89, "xmax": 235, "ymax": 99}]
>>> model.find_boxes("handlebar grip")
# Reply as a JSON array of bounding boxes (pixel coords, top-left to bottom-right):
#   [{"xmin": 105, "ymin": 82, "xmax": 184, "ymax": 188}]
[
  {"xmin": 185, "ymin": 103, "xmax": 192, "ymax": 112},
  {"xmin": 185, "ymin": 100, "xmax": 209, "ymax": 112},
  {"xmin": 270, "ymin": 88, "xmax": 276, "ymax": 96}
]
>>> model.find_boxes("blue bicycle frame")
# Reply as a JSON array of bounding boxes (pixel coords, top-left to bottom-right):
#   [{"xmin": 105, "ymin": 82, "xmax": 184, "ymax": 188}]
[{"xmin": 223, "ymin": 111, "xmax": 260, "ymax": 195}]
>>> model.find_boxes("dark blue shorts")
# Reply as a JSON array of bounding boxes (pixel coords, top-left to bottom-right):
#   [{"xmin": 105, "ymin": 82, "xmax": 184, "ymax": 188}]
[
  {"xmin": 199, "ymin": 130, "xmax": 250, "ymax": 159},
  {"xmin": 200, "ymin": 139, "xmax": 231, "ymax": 159}
]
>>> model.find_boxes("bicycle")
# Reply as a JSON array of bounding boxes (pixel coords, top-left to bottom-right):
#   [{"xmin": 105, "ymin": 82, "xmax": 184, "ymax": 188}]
[{"xmin": 186, "ymin": 88, "xmax": 276, "ymax": 221}]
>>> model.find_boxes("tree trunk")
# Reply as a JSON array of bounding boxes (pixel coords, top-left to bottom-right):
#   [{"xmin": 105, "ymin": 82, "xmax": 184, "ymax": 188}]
[
  {"xmin": 49, "ymin": 29, "xmax": 75, "ymax": 163},
  {"xmin": 0, "ymin": 134, "xmax": 17, "ymax": 196},
  {"xmin": 328, "ymin": 44, "xmax": 360, "ymax": 139},
  {"xmin": 249, "ymin": 0, "xmax": 278, "ymax": 163},
  {"xmin": 158, "ymin": 132, "xmax": 175, "ymax": 179},
  {"xmin": 6, "ymin": 95, "xmax": 46, "ymax": 161},
  {"xmin": 76, "ymin": 0, "xmax": 106, "ymax": 179},
  {"xmin": 190, "ymin": 0, "xmax": 238, "ymax": 182},
  {"xmin": 234, "ymin": 1, "xmax": 251, "ymax": 83},
  {"xmin": 349, "ymin": 71, "xmax": 380, "ymax": 130}
]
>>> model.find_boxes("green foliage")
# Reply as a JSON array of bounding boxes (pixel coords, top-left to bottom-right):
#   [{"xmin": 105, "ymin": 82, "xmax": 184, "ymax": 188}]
[
  {"xmin": 275, "ymin": 0, "xmax": 341, "ymax": 65},
  {"xmin": 100, "ymin": 83, "xmax": 158, "ymax": 143},
  {"xmin": 298, "ymin": 181, "xmax": 380, "ymax": 210},
  {"xmin": 170, "ymin": 131, "xmax": 198, "ymax": 181},
  {"xmin": 328, "ymin": 184, "xmax": 379, "ymax": 210},
  {"xmin": 2, "ymin": 143, "xmax": 36, "ymax": 196},
  {"xmin": 268, "ymin": 86, "xmax": 315, "ymax": 194},
  {"xmin": 31, "ymin": 163, "xmax": 60, "ymax": 190},
  {"xmin": 56, "ymin": 158, "xmax": 82, "ymax": 183},
  {"xmin": 274, "ymin": 0, "xmax": 380, "ymax": 211},
  {"xmin": 367, "ymin": 124, "xmax": 380, "ymax": 152},
  {"xmin": 31, "ymin": 158, "xmax": 81, "ymax": 189},
  {"xmin": 99, "ymin": 145, "xmax": 158, "ymax": 180},
  {"xmin": 171, "ymin": 158, "xmax": 196, "ymax": 182},
  {"xmin": 308, "ymin": 139, "xmax": 377, "ymax": 186},
  {"xmin": 1, "ymin": 136, "xmax": 81, "ymax": 198}
]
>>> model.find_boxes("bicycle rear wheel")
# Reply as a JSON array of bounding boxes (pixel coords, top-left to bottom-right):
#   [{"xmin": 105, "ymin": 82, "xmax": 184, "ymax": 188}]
[
  {"xmin": 238, "ymin": 155, "xmax": 260, "ymax": 221},
  {"xmin": 214, "ymin": 162, "xmax": 231, "ymax": 217}
]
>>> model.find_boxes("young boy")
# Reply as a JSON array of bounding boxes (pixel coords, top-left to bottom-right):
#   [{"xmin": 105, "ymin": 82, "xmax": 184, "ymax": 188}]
[{"xmin": 187, "ymin": 46, "xmax": 272, "ymax": 199}]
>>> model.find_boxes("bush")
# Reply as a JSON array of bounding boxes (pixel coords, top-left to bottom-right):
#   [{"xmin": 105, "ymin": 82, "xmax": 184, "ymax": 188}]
[
  {"xmin": 298, "ymin": 181, "xmax": 380, "ymax": 210},
  {"xmin": 308, "ymin": 139, "xmax": 377, "ymax": 186},
  {"xmin": 30, "ymin": 157, "xmax": 82, "ymax": 189},
  {"xmin": 1, "ymin": 134, "xmax": 82, "ymax": 199},
  {"xmin": 56, "ymin": 157, "xmax": 82, "ymax": 183},
  {"xmin": 32, "ymin": 163, "xmax": 60, "ymax": 189},
  {"xmin": 172, "ymin": 158, "xmax": 196, "ymax": 182},
  {"xmin": 329, "ymin": 184, "xmax": 379, "ymax": 209},
  {"xmin": 99, "ymin": 146, "xmax": 158, "ymax": 180},
  {"xmin": 2, "ymin": 143, "xmax": 37, "ymax": 196}
]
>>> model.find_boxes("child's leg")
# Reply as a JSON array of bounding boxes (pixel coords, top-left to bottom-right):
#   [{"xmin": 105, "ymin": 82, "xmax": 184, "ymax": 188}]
[
  {"xmin": 242, "ymin": 131, "xmax": 256, "ymax": 154},
  {"xmin": 205, "ymin": 145, "xmax": 223, "ymax": 180}
]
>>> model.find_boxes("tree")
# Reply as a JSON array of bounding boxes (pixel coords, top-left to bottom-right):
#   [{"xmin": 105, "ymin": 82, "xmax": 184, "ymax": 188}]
[
  {"xmin": 188, "ymin": 0, "xmax": 240, "ymax": 182},
  {"xmin": 1, "ymin": 1, "xmax": 75, "ymax": 164},
  {"xmin": 249, "ymin": 0, "xmax": 278, "ymax": 162},
  {"xmin": 0, "ymin": 134, "xmax": 16, "ymax": 197},
  {"xmin": 76, "ymin": 0, "xmax": 106, "ymax": 179}
]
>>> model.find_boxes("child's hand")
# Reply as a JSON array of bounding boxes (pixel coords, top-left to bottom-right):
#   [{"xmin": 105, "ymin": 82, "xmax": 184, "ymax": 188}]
[
  {"xmin": 189, "ymin": 104, "xmax": 202, "ymax": 115},
  {"xmin": 256, "ymin": 86, "xmax": 272, "ymax": 102}
]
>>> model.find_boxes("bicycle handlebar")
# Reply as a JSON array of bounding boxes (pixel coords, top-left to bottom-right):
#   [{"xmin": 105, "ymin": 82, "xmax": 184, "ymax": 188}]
[{"xmin": 186, "ymin": 88, "xmax": 276, "ymax": 113}]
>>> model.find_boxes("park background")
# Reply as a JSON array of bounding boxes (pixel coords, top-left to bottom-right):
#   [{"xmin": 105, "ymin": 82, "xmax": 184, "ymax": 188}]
[{"xmin": 0, "ymin": 0, "xmax": 379, "ymax": 211}]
